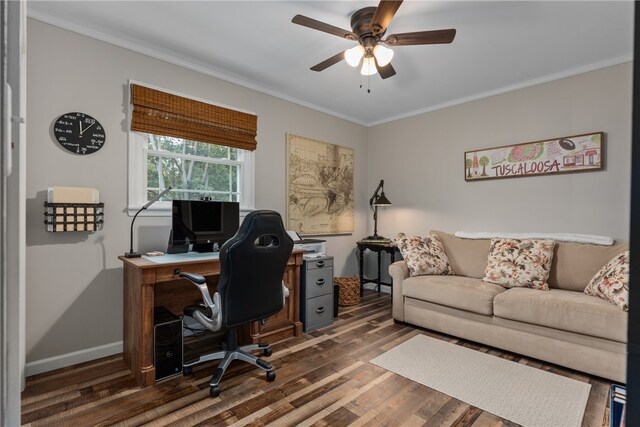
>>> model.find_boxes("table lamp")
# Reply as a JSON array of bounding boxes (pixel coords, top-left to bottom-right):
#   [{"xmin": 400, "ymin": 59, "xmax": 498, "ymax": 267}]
[
  {"xmin": 363, "ymin": 179, "xmax": 392, "ymax": 242},
  {"xmin": 125, "ymin": 187, "xmax": 172, "ymax": 258}
]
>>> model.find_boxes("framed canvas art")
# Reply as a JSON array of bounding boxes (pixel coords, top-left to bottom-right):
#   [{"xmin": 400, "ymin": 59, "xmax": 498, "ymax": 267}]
[
  {"xmin": 286, "ymin": 134, "xmax": 354, "ymax": 235},
  {"xmin": 464, "ymin": 132, "xmax": 604, "ymax": 181}
]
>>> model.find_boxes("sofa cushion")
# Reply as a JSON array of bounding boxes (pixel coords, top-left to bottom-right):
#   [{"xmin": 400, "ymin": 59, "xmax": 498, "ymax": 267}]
[
  {"xmin": 431, "ymin": 230, "xmax": 490, "ymax": 279},
  {"xmin": 584, "ymin": 251, "xmax": 629, "ymax": 311},
  {"xmin": 483, "ymin": 238, "xmax": 555, "ymax": 291},
  {"xmin": 493, "ymin": 288, "xmax": 627, "ymax": 342},
  {"xmin": 403, "ymin": 275, "xmax": 506, "ymax": 315},
  {"xmin": 547, "ymin": 240, "xmax": 628, "ymax": 292},
  {"xmin": 395, "ymin": 232, "xmax": 454, "ymax": 277}
]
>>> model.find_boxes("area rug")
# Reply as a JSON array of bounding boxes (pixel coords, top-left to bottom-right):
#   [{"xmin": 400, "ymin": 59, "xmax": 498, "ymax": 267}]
[{"xmin": 370, "ymin": 335, "xmax": 591, "ymax": 427}]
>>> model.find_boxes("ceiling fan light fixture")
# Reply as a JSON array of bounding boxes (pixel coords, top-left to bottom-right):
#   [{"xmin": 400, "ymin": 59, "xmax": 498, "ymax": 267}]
[
  {"xmin": 373, "ymin": 44, "xmax": 394, "ymax": 67},
  {"xmin": 345, "ymin": 45, "xmax": 365, "ymax": 67},
  {"xmin": 292, "ymin": 2, "xmax": 456, "ymax": 80},
  {"xmin": 361, "ymin": 56, "xmax": 377, "ymax": 76}
]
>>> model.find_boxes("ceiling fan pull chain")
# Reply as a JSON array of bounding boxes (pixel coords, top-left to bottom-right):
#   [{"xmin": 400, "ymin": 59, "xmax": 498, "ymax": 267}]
[{"xmin": 367, "ymin": 74, "xmax": 371, "ymax": 94}]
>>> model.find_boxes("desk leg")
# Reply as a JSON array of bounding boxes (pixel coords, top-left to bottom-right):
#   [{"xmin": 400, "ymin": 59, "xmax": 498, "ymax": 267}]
[
  {"xmin": 359, "ymin": 247, "xmax": 364, "ymax": 296},
  {"xmin": 139, "ymin": 282, "xmax": 155, "ymax": 387},
  {"xmin": 123, "ymin": 265, "xmax": 156, "ymax": 388}
]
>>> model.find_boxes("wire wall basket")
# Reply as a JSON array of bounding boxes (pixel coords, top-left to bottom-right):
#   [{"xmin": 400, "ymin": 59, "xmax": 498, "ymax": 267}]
[{"xmin": 44, "ymin": 202, "xmax": 104, "ymax": 232}]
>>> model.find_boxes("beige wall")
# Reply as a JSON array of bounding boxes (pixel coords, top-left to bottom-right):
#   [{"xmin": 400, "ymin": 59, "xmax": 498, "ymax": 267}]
[
  {"xmin": 26, "ymin": 18, "xmax": 632, "ymax": 372},
  {"xmin": 26, "ymin": 20, "xmax": 368, "ymax": 369},
  {"xmin": 368, "ymin": 63, "xmax": 632, "ymax": 242}
]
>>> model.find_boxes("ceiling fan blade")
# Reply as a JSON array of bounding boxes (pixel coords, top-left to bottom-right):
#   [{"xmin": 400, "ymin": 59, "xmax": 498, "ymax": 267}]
[
  {"xmin": 370, "ymin": 0, "xmax": 403, "ymax": 35},
  {"xmin": 384, "ymin": 29, "xmax": 456, "ymax": 46},
  {"xmin": 310, "ymin": 51, "xmax": 345, "ymax": 72},
  {"xmin": 292, "ymin": 15, "xmax": 357, "ymax": 40},
  {"xmin": 375, "ymin": 59, "xmax": 396, "ymax": 79}
]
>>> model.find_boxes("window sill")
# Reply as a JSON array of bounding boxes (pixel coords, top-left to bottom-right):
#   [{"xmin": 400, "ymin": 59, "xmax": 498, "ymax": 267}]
[
  {"xmin": 126, "ymin": 205, "xmax": 171, "ymax": 217},
  {"xmin": 126, "ymin": 205, "xmax": 255, "ymax": 217}
]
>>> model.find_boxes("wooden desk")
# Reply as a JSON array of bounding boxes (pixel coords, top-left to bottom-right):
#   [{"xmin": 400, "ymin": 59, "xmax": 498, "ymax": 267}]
[{"xmin": 119, "ymin": 250, "xmax": 304, "ymax": 388}]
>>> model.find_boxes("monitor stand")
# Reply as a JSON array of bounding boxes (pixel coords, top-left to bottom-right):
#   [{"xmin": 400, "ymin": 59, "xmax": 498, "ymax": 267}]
[
  {"xmin": 192, "ymin": 242, "xmax": 213, "ymax": 253},
  {"xmin": 192, "ymin": 242, "xmax": 219, "ymax": 253}
]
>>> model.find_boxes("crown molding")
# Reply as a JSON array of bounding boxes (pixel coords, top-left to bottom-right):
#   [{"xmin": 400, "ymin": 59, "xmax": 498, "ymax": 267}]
[
  {"xmin": 368, "ymin": 54, "xmax": 633, "ymax": 127},
  {"xmin": 26, "ymin": 9, "xmax": 369, "ymax": 127},
  {"xmin": 28, "ymin": 8, "xmax": 632, "ymax": 128}
]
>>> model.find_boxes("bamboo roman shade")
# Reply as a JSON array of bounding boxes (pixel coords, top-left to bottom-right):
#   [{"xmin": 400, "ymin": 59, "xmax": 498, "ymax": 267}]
[{"xmin": 130, "ymin": 84, "xmax": 257, "ymax": 151}]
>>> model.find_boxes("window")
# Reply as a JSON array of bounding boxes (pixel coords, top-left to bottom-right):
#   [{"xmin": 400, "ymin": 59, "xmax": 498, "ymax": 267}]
[
  {"xmin": 129, "ymin": 132, "xmax": 254, "ymax": 212},
  {"xmin": 146, "ymin": 134, "xmax": 243, "ymax": 202},
  {"xmin": 128, "ymin": 82, "xmax": 256, "ymax": 214}
]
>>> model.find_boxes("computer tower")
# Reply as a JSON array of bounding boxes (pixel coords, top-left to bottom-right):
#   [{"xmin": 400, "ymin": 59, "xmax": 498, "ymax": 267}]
[{"xmin": 154, "ymin": 306, "xmax": 183, "ymax": 381}]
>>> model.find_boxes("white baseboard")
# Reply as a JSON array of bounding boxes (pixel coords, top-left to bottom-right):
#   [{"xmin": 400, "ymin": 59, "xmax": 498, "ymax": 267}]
[
  {"xmin": 25, "ymin": 341, "xmax": 123, "ymax": 377},
  {"xmin": 23, "ymin": 284, "xmax": 391, "ymax": 377},
  {"xmin": 363, "ymin": 283, "xmax": 391, "ymax": 294}
]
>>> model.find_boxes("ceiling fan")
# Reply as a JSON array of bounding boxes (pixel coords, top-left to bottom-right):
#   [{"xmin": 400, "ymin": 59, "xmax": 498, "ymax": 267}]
[{"xmin": 292, "ymin": 0, "xmax": 456, "ymax": 79}]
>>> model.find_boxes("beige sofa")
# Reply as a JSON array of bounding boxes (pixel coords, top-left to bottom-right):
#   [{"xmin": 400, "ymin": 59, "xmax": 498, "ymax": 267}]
[{"xmin": 389, "ymin": 230, "xmax": 628, "ymax": 383}]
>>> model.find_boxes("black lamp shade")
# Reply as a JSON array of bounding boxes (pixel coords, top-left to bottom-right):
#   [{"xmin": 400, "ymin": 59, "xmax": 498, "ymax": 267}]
[{"xmin": 373, "ymin": 191, "xmax": 391, "ymax": 206}]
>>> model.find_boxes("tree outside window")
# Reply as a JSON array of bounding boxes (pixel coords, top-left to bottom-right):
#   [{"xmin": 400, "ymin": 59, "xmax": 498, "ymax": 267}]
[{"xmin": 145, "ymin": 134, "xmax": 242, "ymax": 203}]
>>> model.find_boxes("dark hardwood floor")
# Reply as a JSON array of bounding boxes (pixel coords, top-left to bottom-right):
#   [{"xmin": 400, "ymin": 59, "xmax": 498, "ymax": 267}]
[{"xmin": 21, "ymin": 291, "xmax": 612, "ymax": 426}]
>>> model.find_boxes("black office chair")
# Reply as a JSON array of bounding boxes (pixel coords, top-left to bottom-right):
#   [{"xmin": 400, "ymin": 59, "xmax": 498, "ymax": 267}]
[{"xmin": 178, "ymin": 210, "xmax": 294, "ymax": 397}]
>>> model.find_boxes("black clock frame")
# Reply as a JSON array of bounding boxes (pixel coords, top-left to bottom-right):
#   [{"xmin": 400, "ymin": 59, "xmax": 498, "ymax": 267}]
[{"xmin": 53, "ymin": 112, "xmax": 106, "ymax": 155}]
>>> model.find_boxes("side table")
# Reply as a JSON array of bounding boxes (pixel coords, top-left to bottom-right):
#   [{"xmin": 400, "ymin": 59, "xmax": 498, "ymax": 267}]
[{"xmin": 356, "ymin": 240, "xmax": 397, "ymax": 296}]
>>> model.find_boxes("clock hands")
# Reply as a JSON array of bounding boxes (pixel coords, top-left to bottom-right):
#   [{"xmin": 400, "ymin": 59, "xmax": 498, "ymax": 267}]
[
  {"xmin": 78, "ymin": 120, "xmax": 95, "ymax": 136},
  {"xmin": 82, "ymin": 121, "xmax": 95, "ymax": 134}
]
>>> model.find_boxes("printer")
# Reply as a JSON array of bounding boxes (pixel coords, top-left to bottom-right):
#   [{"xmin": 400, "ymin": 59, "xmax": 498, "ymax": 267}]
[{"xmin": 287, "ymin": 231, "xmax": 327, "ymax": 259}]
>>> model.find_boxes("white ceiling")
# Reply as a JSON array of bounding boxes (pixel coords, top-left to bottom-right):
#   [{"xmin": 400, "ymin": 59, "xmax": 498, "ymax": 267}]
[{"xmin": 27, "ymin": 1, "xmax": 634, "ymax": 126}]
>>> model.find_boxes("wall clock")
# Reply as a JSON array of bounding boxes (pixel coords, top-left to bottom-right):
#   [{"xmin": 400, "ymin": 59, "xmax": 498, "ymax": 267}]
[{"xmin": 53, "ymin": 112, "xmax": 106, "ymax": 155}]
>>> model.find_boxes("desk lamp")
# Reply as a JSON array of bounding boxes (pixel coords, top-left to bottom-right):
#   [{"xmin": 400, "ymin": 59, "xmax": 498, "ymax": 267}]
[
  {"xmin": 364, "ymin": 179, "xmax": 392, "ymax": 243},
  {"xmin": 125, "ymin": 187, "xmax": 172, "ymax": 258}
]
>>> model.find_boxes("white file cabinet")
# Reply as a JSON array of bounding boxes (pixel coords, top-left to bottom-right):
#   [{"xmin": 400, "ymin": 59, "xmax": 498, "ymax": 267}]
[{"xmin": 300, "ymin": 256, "xmax": 334, "ymax": 332}]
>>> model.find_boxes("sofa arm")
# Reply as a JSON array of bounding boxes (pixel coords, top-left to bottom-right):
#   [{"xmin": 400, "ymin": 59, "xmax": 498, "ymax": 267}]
[{"xmin": 389, "ymin": 261, "xmax": 409, "ymax": 322}]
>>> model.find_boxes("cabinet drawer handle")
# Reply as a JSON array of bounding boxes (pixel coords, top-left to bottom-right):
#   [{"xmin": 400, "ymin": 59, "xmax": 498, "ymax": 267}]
[
  {"xmin": 315, "ymin": 278, "xmax": 325, "ymax": 285},
  {"xmin": 316, "ymin": 261, "xmax": 325, "ymax": 267},
  {"xmin": 316, "ymin": 307, "xmax": 325, "ymax": 314}
]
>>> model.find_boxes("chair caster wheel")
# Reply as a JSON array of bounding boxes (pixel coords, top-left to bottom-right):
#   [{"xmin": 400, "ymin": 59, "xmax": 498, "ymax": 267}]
[
  {"xmin": 183, "ymin": 366, "xmax": 192, "ymax": 376},
  {"xmin": 263, "ymin": 347, "xmax": 272, "ymax": 357},
  {"xmin": 266, "ymin": 370, "xmax": 276, "ymax": 382},
  {"xmin": 210, "ymin": 385, "xmax": 220, "ymax": 397}
]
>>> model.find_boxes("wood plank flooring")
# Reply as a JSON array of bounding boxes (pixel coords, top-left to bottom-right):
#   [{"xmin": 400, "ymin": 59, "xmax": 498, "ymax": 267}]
[{"xmin": 21, "ymin": 291, "xmax": 612, "ymax": 426}]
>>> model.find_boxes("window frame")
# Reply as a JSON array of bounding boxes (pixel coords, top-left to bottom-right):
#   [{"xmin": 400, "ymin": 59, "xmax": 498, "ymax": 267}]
[{"xmin": 127, "ymin": 81, "xmax": 255, "ymax": 216}]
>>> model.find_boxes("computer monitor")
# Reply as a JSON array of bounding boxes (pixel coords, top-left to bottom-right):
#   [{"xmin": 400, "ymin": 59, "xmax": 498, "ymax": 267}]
[{"xmin": 168, "ymin": 200, "xmax": 240, "ymax": 253}]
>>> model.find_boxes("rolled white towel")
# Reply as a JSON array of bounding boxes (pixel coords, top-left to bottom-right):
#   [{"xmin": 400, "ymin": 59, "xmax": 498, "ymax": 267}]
[{"xmin": 454, "ymin": 231, "xmax": 614, "ymax": 246}]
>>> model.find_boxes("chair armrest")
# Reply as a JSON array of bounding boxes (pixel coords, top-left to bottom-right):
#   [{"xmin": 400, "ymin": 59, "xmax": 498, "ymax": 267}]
[
  {"xmin": 179, "ymin": 272, "xmax": 206, "ymax": 285},
  {"xmin": 389, "ymin": 261, "xmax": 409, "ymax": 322},
  {"xmin": 179, "ymin": 272, "xmax": 214, "ymax": 308},
  {"xmin": 282, "ymin": 281, "xmax": 289, "ymax": 308},
  {"xmin": 179, "ymin": 272, "xmax": 222, "ymax": 331}
]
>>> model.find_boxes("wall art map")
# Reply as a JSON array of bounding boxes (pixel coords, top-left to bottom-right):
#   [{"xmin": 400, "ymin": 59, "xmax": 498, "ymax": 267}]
[
  {"xmin": 286, "ymin": 134, "xmax": 354, "ymax": 235},
  {"xmin": 464, "ymin": 132, "xmax": 603, "ymax": 181}
]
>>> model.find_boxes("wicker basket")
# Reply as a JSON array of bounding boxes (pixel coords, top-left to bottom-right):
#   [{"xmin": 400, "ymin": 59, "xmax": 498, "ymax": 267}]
[{"xmin": 334, "ymin": 276, "xmax": 361, "ymax": 306}]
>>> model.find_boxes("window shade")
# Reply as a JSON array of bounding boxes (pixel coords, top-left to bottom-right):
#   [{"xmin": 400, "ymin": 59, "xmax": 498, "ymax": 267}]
[{"xmin": 130, "ymin": 84, "xmax": 257, "ymax": 151}]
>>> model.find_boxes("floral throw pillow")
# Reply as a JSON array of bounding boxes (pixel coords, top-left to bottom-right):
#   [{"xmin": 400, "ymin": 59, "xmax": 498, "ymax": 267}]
[
  {"xmin": 483, "ymin": 238, "xmax": 555, "ymax": 291},
  {"xmin": 394, "ymin": 232, "xmax": 454, "ymax": 277},
  {"xmin": 584, "ymin": 251, "xmax": 629, "ymax": 311}
]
